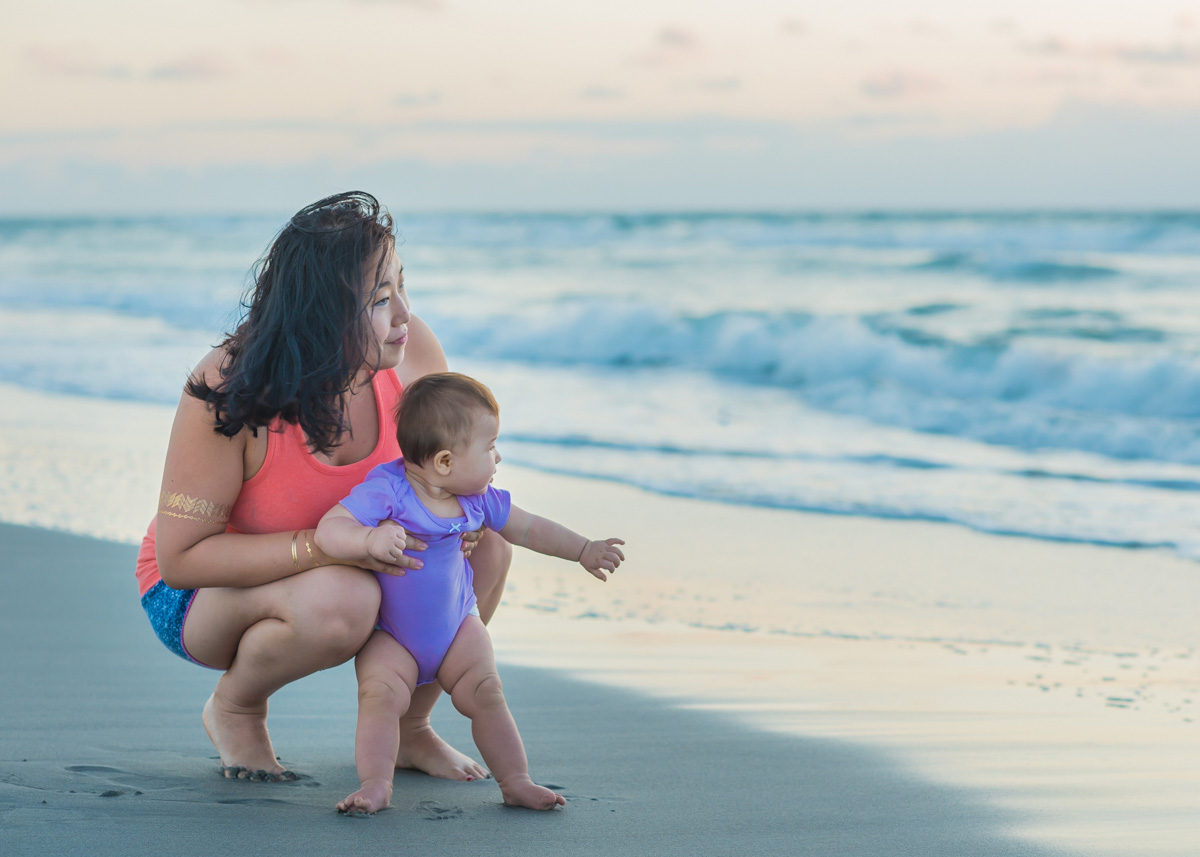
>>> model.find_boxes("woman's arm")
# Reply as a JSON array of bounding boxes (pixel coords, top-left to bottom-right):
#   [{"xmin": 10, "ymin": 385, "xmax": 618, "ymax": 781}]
[
  {"xmin": 498, "ymin": 504, "xmax": 625, "ymax": 582},
  {"xmin": 315, "ymin": 504, "xmax": 409, "ymax": 569},
  {"xmin": 154, "ymin": 351, "xmax": 325, "ymax": 590}
]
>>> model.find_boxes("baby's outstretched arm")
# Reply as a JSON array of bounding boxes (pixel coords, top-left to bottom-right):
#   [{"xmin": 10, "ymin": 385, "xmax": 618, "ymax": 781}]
[
  {"xmin": 498, "ymin": 505, "xmax": 625, "ymax": 581},
  {"xmin": 316, "ymin": 504, "xmax": 410, "ymax": 573}
]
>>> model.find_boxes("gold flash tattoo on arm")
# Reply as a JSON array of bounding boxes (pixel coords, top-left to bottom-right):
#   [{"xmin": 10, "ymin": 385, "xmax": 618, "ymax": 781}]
[{"xmin": 158, "ymin": 491, "xmax": 232, "ymax": 525}]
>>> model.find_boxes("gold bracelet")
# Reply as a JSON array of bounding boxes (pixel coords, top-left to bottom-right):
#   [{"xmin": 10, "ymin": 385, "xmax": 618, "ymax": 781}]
[
  {"xmin": 290, "ymin": 530, "xmax": 301, "ymax": 571},
  {"xmin": 303, "ymin": 530, "xmax": 317, "ymax": 569}
]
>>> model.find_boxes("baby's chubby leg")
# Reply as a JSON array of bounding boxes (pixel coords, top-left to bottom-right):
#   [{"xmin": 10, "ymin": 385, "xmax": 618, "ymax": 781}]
[
  {"xmin": 438, "ymin": 617, "xmax": 564, "ymax": 810},
  {"xmin": 337, "ymin": 630, "xmax": 419, "ymax": 815}
]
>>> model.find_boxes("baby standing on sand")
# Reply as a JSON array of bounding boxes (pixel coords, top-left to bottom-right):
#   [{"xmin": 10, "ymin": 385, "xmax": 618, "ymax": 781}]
[{"xmin": 316, "ymin": 372, "xmax": 625, "ymax": 814}]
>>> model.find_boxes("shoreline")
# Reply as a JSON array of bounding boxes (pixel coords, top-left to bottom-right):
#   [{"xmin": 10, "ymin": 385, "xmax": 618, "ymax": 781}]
[
  {"xmin": 2, "ymin": 378, "xmax": 1194, "ymax": 568},
  {"xmin": 484, "ymin": 467, "xmax": 1200, "ymax": 857},
  {"xmin": 1, "ymin": 523, "xmax": 1064, "ymax": 857},
  {"xmin": 2, "ymin": 382, "xmax": 1199, "ymax": 853}
]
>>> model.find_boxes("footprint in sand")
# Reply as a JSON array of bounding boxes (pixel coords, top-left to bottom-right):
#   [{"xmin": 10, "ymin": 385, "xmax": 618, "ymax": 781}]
[
  {"xmin": 63, "ymin": 765, "xmax": 147, "ymax": 797},
  {"xmin": 556, "ymin": 788, "xmax": 629, "ymax": 806},
  {"xmin": 64, "ymin": 763, "xmax": 236, "ymax": 796},
  {"xmin": 216, "ymin": 797, "xmax": 293, "ymax": 806},
  {"xmin": 208, "ymin": 755, "xmax": 318, "ymax": 786},
  {"xmin": 417, "ymin": 799, "xmax": 463, "ymax": 820},
  {"xmin": 64, "ymin": 765, "xmax": 122, "ymax": 773}
]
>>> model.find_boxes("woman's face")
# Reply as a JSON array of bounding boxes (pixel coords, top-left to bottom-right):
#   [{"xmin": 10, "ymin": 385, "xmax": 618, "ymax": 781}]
[{"xmin": 366, "ymin": 244, "xmax": 411, "ymax": 370}]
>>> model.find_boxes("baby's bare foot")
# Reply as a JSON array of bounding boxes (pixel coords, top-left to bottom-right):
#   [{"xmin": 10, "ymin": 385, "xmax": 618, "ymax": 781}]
[
  {"xmin": 202, "ymin": 693, "xmax": 290, "ymax": 779},
  {"xmin": 499, "ymin": 776, "xmax": 565, "ymax": 810},
  {"xmin": 336, "ymin": 779, "xmax": 392, "ymax": 815},
  {"xmin": 396, "ymin": 722, "xmax": 488, "ymax": 781}
]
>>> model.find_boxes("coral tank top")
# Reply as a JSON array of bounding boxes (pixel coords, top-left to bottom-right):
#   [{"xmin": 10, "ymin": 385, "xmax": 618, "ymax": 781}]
[{"xmin": 136, "ymin": 370, "xmax": 403, "ymax": 596}]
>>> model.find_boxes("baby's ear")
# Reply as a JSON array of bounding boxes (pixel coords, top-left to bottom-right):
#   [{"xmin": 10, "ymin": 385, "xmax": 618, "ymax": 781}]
[{"xmin": 433, "ymin": 449, "xmax": 453, "ymax": 475}]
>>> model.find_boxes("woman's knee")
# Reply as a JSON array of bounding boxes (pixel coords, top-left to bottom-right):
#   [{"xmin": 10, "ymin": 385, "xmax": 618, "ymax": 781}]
[{"xmin": 290, "ymin": 566, "xmax": 380, "ymax": 653}]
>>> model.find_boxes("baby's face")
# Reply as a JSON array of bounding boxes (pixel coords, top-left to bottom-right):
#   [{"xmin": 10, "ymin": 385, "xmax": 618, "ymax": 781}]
[{"xmin": 449, "ymin": 409, "xmax": 501, "ymax": 495}]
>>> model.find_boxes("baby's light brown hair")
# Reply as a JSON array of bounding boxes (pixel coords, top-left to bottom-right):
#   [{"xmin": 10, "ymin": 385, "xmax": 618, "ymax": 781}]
[{"xmin": 395, "ymin": 372, "xmax": 499, "ymax": 466}]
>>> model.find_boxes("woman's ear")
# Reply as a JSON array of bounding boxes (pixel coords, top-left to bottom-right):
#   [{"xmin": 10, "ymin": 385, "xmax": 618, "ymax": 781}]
[{"xmin": 433, "ymin": 449, "xmax": 453, "ymax": 475}]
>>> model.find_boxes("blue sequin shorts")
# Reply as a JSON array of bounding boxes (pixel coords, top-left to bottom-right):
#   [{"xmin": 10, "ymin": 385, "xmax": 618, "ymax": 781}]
[{"xmin": 141, "ymin": 581, "xmax": 217, "ymax": 669}]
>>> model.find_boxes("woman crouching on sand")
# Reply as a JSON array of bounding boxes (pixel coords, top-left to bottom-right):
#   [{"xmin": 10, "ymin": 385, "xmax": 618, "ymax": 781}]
[{"xmin": 135, "ymin": 191, "xmax": 510, "ymax": 781}]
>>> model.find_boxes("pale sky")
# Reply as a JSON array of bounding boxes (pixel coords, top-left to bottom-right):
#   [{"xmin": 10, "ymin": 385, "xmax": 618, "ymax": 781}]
[{"xmin": 2, "ymin": 0, "xmax": 1199, "ymax": 212}]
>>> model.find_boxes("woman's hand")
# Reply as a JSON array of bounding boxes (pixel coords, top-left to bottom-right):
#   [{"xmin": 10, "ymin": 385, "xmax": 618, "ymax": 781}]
[{"xmin": 362, "ymin": 522, "xmax": 428, "ymax": 576}]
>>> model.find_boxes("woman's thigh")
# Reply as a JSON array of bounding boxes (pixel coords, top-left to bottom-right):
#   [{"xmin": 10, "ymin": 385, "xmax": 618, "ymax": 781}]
[{"xmin": 183, "ymin": 565, "xmax": 380, "ymax": 670}]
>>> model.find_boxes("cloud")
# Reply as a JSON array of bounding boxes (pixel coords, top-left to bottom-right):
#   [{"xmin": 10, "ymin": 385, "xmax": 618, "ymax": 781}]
[
  {"xmin": 148, "ymin": 55, "xmax": 226, "ymax": 80},
  {"xmin": 263, "ymin": 0, "xmax": 444, "ymax": 6},
  {"xmin": 692, "ymin": 77, "xmax": 741, "ymax": 93},
  {"xmin": 580, "ymin": 85, "xmax": 625, "ymax": 101},
  {"xmin": 843, "ymin": 112, "xmax": 940, "ymax": 131},
  {"xmin": 1110, "ymin": 41, "xmax": 1200, "ymax": 64},
  {"xmin": 25, "ymin": 45, "xmax": 226, "ymax": 81},
  {"xmin": 397, "ymin": 116, "xmax": 786, "ymax": 141},
  {"xmin": 0, "ymin": 115, "xmax": 796, "ymax": 170},
  {"xmin": 1025, "ymin": 68, "xmax": 1101, "ymax": 86},
  {"xmin": 1021, "ymin": 36, "xmax": 1070, "ymax": 57},
  {"xmin": 632, "ymin": 26, "xmax": 699, "ymax": 65},
  {"xmin": 24, "ymin": 45, "xmax": 131, "ymax": 79},
  {"xmin": 860, "ymin": 71, "xmax": 940, "ymax": 100},
  {"xmin": 393, "ymin": 91, "xmax": 442, "ymax": 108},
  {"xmin": 7, "ymin": 103, "xmax": 1200, "ymax": 212},
  {"xmin": 657, "ymin": 27, "xmax": 696, "ymax": 49},
  {"xmin": 906, "ymin": 19, "xmax": 946, "ymax": 38},
  {"xmin": 1019, "ymin": 35, "xmax": 1200, "ymax": 65},
  {"xmin": 351, "ymin": 0, "xmax": 443, "ymax": 6}
]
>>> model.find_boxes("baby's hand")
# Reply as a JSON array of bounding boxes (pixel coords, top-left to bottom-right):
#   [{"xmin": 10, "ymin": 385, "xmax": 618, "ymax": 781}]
[
  {"xmin": 459, "ymin": 525, "xmax": 485, "ymax": 557},
  {"xmin": 579, "ymin": 538, "xmax": 625, "ymax": 581},
  {"xmin": 365, "ymin": 521, "xmax": 408, "ymax": 566}
]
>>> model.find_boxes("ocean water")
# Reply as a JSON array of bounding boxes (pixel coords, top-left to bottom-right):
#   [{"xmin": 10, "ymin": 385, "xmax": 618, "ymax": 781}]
[{"xmin": 2, "ymin": 211, "xmax": 1199, "ymax": 559}]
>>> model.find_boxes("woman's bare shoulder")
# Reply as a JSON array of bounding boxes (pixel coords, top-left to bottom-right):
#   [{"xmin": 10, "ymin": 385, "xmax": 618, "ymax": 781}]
[
  {"xmin": 165, "ymin": 344, "xmax": 250, "ymax": 476},
  {"xmin": 172, "ymin": 345, "xmax": 237, "ymax": 439},
  {"xmin": 189, "ymin": 345, "xmax": 231, "ymax": 387}
]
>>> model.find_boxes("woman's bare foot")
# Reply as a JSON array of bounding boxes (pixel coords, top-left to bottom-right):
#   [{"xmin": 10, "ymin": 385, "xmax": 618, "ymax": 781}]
[
  {"xmin": 336, "ymin": 779, "xmax": 392, "ymax": 815},
  {"xmin": 202, "ymin": 693, "xmax": 292, "ymax": 780},
  {"xmin": 395, "ymin": 721, "xmax": 488, "ymax": 781},
  {"xmin": 498, "ymin": 775, "xmax": 566, "ymax": 810}
]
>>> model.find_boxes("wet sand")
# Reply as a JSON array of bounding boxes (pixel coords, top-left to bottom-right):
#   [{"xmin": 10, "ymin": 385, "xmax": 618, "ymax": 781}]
[
  {"xmin": 1, "ymin": 523, "xmax": 1060, "ymax": 857},
  {"xmin": 490, "ymin": 466, "xmax": 1200, "ymax": 857},
  {"xmin": 2, "ymin": 382, "xmax": 1198, "ymax": 855}
]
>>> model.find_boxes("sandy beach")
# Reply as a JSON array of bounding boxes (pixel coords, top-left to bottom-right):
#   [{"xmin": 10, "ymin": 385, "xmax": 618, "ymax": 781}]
[
  {"xmin": 1, "ymin": 522, "xmax": 1061, "ymax": 857},
  {"xmin": 1, "ymin": 383, "xmax": 1198, "ymax": 856}
]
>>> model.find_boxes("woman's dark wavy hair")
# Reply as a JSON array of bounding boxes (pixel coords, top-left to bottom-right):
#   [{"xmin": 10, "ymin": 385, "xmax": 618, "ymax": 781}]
[{"xmin": 186, "ymin": 191, "xmax": 395, "ymax": 454}]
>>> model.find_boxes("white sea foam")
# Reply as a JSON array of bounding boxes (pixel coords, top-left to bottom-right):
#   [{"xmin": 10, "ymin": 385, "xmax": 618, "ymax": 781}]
[
  {"xmin": 430, "ymin": 307, "xmax": 1200, "ymax": 465},
  {"xmin": 0, "ymin": 384, "xmax": 172, "ymax": 545},
  {"xmin": 3, "ymin": 210, "xmax": 1199, "ymax": 561}
]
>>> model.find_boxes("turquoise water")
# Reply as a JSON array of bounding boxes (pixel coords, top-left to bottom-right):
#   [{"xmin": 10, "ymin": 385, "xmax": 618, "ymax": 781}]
[{"xmin": 3, "ymin": 211, "xmax": 1199, "ymax": 558}]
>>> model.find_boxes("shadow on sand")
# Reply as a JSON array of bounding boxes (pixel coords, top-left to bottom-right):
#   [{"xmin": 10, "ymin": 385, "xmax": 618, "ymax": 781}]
[{"xmin": 0, "ymin": 525, "xmax": 1071, "ymax": 856}]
